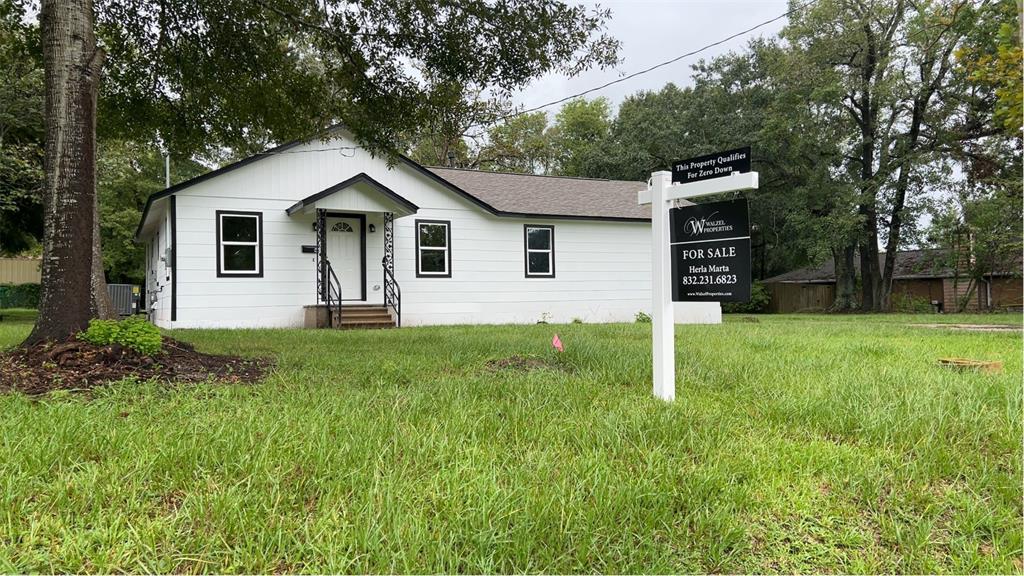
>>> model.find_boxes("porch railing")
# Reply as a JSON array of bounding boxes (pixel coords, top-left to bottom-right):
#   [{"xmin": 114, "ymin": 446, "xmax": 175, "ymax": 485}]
[
  {"xmin": 323, "ymin": 259, "xmax": 342, "ymax": 328},
  {"xmin": 382, "ymin": 259, "xmax": 401, "ymax": 328}
]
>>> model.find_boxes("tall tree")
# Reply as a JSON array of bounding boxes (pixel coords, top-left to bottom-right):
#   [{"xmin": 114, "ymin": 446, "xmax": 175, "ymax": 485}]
[
  {"xmin": 784, "ymin": 0, "xmax": 988, "ymax": 311},
  {"xmin": 32, "ymin": 0, "xmax": 106, "ymax": 340},
  {"xmin": 478, "ymin": 111, "xmax": 553, "ymax": 174},
  {"xmin": 548, "ymin": 97, "xmax": 611, "ymax": 176},
  {"xmin": 405, "ymin": 80, "xmax": 513, "ymax": 168},
  {"xmin": 28, "ymin": 0, "xmax": 619, "ymax": 342}
]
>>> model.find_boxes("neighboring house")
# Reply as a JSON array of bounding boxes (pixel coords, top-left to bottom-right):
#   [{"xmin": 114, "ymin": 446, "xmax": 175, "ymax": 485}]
[
  {"xmin": 135, "ymin": 128, "xmax": 721, "ymax": 329},
  {"xmin": 762, "ymin": 249, "xmax": 1023, "ymax": 313}
]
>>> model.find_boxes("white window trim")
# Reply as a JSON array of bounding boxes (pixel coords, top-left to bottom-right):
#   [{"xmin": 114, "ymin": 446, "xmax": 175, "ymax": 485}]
[
  {"xmin": 217, "ymin": 212, "xmax": 262, "ymax": 276},
  {"xmin": 525, "ymin": 225, "xmax": 554, "ymax": 277},
  {"xmin": 416, "ymin": 220, "xmax": 451, "ymax": 277}
]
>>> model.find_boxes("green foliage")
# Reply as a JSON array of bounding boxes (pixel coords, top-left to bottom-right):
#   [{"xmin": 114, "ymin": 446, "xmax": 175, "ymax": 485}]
[
  {"xmin": 0, "ymin": 3, "xmax": 44, "ymax": 254},
  {"xmin": 722, "ymin": 282, "xmax": 771, "ymax": 314},
  {"xmin": 0, "ymin": 283, "xmax": 39, "ymax": 308},
  {"xmin": 480, "ymin": 112, "xmax": 553, "ymax": 174},
  {"xmin": 890, "ymin": 294, "xmax": 934, "ymax": 314},
  {"xmin": 548, "ymin": 97, "xmax": 611, "ymax": 176},
  {"xmin": 956, "ymin": 0, "xmax": 1023, "ymax": 135},
  {"xmin": 95, "ymin": 0, "xmax": 620, "ymax": 160},
  {"xmin": 78, "ymin": 316, "xmax": 162, "ymax": 356},
  {"xmin": 97, "ymin": 141, "xmax": 207, "ymax": 283},
  {"xmin": 634, "ymin": 311, "xmax": 651, "ymax": 323}
]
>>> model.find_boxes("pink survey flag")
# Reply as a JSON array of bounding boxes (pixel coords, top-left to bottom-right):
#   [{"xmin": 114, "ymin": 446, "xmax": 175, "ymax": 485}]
[{"xmin": 552, "ymin": 333, "xmax": 564, "ymax": 353}]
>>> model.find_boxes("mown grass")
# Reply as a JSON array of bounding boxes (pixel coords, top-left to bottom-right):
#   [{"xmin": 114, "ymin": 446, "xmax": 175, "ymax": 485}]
[{"xmin": 0, "ymin": 314, "xmax": 1020, "ymax": 573}]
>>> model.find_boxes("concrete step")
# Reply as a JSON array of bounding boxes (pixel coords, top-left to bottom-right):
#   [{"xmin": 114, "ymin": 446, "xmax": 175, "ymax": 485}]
[
  {"xmin": 331, "ymin": 306, "xmax": 395, "ymax": 330},
  {"xmin": 339, "ymin": 308, "xmax": 392, "ymax": 318},
  {"xmin": 334, "ymin": 319, "xmax": 395, "ymax": 329}
]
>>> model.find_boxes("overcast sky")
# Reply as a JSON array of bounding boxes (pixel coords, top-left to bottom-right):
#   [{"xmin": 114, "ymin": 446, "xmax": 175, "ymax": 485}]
[{"xmin": 513, "ymin": 0, "xmax": 791, "ymax": 116}]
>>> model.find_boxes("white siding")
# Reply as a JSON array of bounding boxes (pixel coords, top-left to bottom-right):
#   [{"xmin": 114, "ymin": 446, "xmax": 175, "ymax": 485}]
[
  {"xmin": 144, "ymin": 202, "xmax": 172, "ymax": 323},
  {"xmin": 142, "ymin": 133, "xmax": 720, "ymax": 328},
  {"xmin": 393, "ymin": 210, "xmax": 719, "ymax": 326}
]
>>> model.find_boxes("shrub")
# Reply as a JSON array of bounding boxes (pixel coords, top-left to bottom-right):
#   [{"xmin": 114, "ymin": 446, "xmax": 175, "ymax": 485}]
[
  {"xmin": 0, "ymin": 283, "xmax": 40, "ymax": 309},
  {"xmin": 891, "ymin": 293, "xmax": 934, "ymax": 313},
  {"xmin": 635, "ymin": 311, "xmax": 652, "ymax": 323},
  {"xmin": 79, "ymin": 316, "xmax": 163, "ymax": 356},
  {"xmin": 722, "ymin": 281, "xmax": 771, "ymax": 314}
]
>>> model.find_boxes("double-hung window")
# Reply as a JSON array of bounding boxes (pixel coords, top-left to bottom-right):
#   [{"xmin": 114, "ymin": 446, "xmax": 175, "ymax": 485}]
[
  {"xmin": 216, "ymin": 211, "xmax": 263, "ymax": 277},
  {"xmin": 524, "ymin": 225, "xmax": 554, "ymax": 277},
  {"xmin": 416, "ymin": 220, "xmax": 451, "ymax": 277}
]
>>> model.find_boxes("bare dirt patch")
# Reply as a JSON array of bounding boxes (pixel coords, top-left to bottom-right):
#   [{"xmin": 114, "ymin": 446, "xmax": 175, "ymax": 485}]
[
  {"xmin": 0, "ymin": 336, "xmax": 273, "ymax": 395},
  {"xmin": 484, "ymin": 355, "xmax": 570, "ymax": 373},
  {"xmin": 911, "ymin": 323, "xmax": 1021, "ymax": 332}
]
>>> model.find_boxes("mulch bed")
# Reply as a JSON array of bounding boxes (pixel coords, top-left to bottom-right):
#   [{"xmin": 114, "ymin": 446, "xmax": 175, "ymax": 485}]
[{"xmin": 0, "ymin": 336, "xmax": 273, "ymax": 396}]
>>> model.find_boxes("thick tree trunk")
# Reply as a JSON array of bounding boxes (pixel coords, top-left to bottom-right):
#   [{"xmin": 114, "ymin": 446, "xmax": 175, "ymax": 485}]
[
  {"xmin": 27, "ymin": 0, "xmax": 105, "ymax": 343},
  {"xmin": 859, "ymin": 213, "xmax": 881, "ymax": 312},
  {"xmin": 832, "ymin": 245, "xmax": 858, "ymax": 311}
]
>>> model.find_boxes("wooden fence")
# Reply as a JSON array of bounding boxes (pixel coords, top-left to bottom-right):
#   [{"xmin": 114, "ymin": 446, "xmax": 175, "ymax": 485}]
[
  {"xmin": 765, "ymin": 282, "xmax": 835, "ymax": 313},
  {"xmin": 0, "ymin": 258, "xmax": 41, "ymax": 284}
]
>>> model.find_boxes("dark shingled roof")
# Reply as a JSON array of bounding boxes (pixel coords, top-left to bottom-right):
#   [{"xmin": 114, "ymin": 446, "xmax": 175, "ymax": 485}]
[
  {"xmin": 424, "ymin": 167, "xmax": 653, "ymax": 221},
  {"xmin": 763, "ymin": 248, "xmax": 1021, "ymax": 283}
]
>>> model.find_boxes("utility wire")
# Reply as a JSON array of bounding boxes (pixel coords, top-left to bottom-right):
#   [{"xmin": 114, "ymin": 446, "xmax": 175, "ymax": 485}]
[
  {"xmin": 496, "ymin": 0, "xmax": 822, "ymax": 122},
  {"xmin": 259, "ymin": 0, "xmax": 824, "ymax": 156}
]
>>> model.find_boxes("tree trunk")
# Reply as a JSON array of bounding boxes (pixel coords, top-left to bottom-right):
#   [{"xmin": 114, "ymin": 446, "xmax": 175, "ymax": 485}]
[
  {"xmin": 858, "ymin": 210, "xmax": 881, "ymax": 312},
  {"xmin": 833, "ymin": 245, "xmax": 858, "ymax": 311},
  {"xmin": 27, "ymin": 0, "xmax": 105, "ymax": 343}
]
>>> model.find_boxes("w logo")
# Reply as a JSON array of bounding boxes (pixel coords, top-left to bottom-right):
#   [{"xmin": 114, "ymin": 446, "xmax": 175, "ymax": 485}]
[{"xmin": 683, "ymin": 211, "xmax": 719, "ymax": 236}]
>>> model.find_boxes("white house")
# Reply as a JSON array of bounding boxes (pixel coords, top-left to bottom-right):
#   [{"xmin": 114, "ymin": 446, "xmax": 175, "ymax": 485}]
[{"xmin": 135, "ymin": 128, "xmax": 721, "ymax": 329}]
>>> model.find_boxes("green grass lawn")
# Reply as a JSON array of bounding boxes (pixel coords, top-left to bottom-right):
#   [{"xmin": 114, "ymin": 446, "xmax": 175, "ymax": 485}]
[{"xmin": 0, "ymin": 314, "xmax": 1020, "ymax": 573}]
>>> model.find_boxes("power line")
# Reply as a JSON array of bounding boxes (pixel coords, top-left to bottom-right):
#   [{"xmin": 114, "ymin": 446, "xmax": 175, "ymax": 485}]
[{"xmin": 497, "ymin": 0, "xmax": 822, "ymax": 122}]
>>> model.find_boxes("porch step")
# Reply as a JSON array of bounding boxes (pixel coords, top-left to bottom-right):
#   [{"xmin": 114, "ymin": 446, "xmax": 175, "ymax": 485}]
[{"xmin": 331, "ymin": 305, "xmax": 395, "ymax": 329}]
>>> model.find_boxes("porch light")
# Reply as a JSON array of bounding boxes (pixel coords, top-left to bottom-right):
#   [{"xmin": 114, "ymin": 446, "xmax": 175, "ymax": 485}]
[{"xmin": 369, "ymin": 224, "xmax": 376, "ymax": 233}]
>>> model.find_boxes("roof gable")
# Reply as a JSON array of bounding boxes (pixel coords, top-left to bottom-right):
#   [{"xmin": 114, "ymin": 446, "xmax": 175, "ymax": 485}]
[{"xmin": 286, "ymin": 173, "xmax": 419, "ymax": 216}]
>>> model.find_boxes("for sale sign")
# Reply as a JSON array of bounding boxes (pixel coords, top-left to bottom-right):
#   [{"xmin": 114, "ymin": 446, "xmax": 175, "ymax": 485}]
[{"xmin": 669, "ymin": 198, "xmax": 751, "ymax": 302}]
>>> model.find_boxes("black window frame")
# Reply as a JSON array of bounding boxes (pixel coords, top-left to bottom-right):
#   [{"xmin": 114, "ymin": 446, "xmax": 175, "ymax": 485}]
[
  {"xmin": 524, "ymin": 224, "xmax": 555, "ymax": 278},
  {"xmin": 415, "ymin": 219, "xmax": 452, "ymax": 278},
  {"xmin": 215, "ymin": 210, "xmax": 264, "ymax": 278}
]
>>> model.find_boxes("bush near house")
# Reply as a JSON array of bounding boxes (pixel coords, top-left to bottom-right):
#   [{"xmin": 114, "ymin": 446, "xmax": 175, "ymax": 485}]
[
  {"xmin": 722, "ymin": 281, "xmax": 771, "ymax": 314},
  {"xmin": 77, "ymin": 316, "xmax": 163, "ymax": 356},
  {"xmin": 0, "ymin": 283, "xmax": 40, "ymax": 309}
]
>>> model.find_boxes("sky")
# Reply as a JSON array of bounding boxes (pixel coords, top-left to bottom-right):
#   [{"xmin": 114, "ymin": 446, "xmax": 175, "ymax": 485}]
[{"xmin": 512, "ymin": 0, "xmax": 791, "ymax": 116}]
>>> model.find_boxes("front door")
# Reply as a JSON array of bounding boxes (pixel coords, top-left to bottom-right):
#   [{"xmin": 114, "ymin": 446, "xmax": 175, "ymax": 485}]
[{"xmin": 326, "ymin": 216, "xmax": 364, "ymax": 300}]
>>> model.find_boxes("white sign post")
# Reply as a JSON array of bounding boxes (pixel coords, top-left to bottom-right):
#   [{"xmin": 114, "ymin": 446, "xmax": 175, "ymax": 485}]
[{"xmin": 638, "ymin": 170, "xmax": 759, "ymax": 401}]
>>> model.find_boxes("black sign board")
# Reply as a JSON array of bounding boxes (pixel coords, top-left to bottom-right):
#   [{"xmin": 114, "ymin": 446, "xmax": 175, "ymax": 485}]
[
  {"xmin": 672, "ymin": 146, "xmax": 751, "ymax": 185},
  {"xmin": 670, "ymin": 198, "xmax": 751, "ymax": 302}
]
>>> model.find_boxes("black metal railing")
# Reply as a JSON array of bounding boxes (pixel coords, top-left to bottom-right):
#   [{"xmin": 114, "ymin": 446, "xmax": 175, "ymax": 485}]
[
  {"xmin": 382, "ymin": 260, "xmax": 401, "ymax": 327},
  {"xmin": 324, "ymin": 259, "xmax": 342, "ymax": 328}
]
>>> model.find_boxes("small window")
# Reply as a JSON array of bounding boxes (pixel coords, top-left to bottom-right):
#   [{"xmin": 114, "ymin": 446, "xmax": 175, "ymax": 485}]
[
  {"xmin": 416, "ymin": 220, "xmax": 451, "ymax": 277},
  {"xmin": 216, "ymin": 211, "xmax": 263, "ymax": 277},
  {"xmin": 524, "ymin": 225, "xmax": 554, "ymax": 277},
  {"xmin": 331, "ymin": 221, "xmax": 354, "ymax": 233}
]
